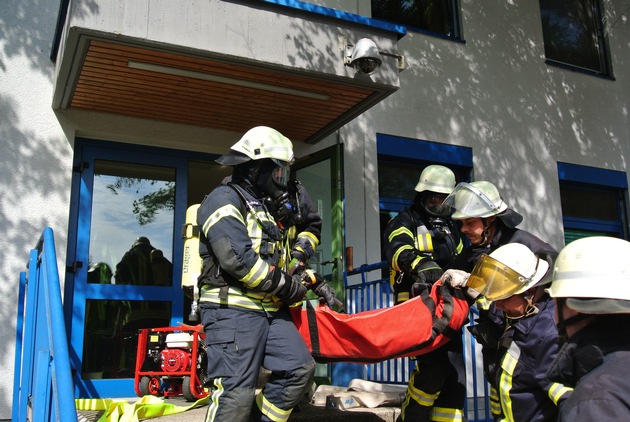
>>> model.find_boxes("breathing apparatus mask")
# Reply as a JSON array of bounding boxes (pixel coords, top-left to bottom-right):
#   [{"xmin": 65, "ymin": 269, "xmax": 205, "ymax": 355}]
[{"xmin": 416, "ymin": 191, "xmax": 450, "ymax": 219}]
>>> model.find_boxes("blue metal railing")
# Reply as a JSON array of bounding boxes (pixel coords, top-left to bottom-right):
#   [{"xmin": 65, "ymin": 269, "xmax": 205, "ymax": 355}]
[
  {"xmin": 13, "ymin": 227, "xmax": 77, "ymax": 422},
  {"xmin": 344, "ymin": 261, "xmax": 491, "ymax": 421}
]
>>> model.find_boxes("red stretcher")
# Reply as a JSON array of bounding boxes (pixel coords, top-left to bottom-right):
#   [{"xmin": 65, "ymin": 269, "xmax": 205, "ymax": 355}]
[{"xmin": 291, "ymin": 281, "xmax": 470, "ymax": 364}]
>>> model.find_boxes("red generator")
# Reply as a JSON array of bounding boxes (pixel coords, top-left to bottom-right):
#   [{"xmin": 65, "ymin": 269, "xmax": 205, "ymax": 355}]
[{"xmin": 134, "ymin": 325, "xmax": 209, "ymax": 401}]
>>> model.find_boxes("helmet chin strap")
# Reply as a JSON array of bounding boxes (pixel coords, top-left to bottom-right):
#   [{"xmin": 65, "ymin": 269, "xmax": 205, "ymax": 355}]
[
  {"xmin": 507, "ymin": 294, "xmax": 539, "ymax": 321},
  {"xmin": 473, "ymin": 218, "xmax": 492, "ymax": 247},
  {"xmin": 555, "ymin": 298, "xmax": 593, "ymax": 344}
]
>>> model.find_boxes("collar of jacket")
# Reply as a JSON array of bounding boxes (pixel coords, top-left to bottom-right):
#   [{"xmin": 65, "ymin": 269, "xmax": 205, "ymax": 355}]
[{"xmin": 546, "ymin": 318, "xmax": 630, "ymax": 387}]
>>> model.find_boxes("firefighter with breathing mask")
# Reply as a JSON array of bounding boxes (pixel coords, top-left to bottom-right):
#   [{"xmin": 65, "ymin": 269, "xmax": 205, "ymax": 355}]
[
  {"xmin": 196, "ymin": 126, "xmax": 334, "ymax": 422},
  {"xmin": 444, "ymin": 243, "xmax": 571, "ymax": 421},
  {"xmin": 440, "ymin": 180, "xmax": 558, "ymax": 419},
  {"xmin": 546, "ymin": 236, "xmax": 630, "ymax": 421},
  {"xmin": 383, "ymin": 165, "xmax": 465, "ymax": 422}
]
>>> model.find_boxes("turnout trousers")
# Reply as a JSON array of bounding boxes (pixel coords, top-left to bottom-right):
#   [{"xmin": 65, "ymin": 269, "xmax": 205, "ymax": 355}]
[
  {"xmin": 398, "ymin": 335, "xmax": 466, "ymax": 422},
  {"xmin": 201, "ymin": 305, "xmax": 315, "ymax": 422}
]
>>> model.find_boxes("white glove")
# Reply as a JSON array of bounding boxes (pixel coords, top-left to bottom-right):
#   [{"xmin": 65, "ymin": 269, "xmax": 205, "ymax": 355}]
[{"xmin": 441, "ymin": 269, "xmax": 470, "ymax": 288}]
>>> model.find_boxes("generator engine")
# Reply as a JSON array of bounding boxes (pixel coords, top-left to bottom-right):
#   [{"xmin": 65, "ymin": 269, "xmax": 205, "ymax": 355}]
[{"xmin": 161, "ymin": 332, "xmax": 194, "ymax": 372}]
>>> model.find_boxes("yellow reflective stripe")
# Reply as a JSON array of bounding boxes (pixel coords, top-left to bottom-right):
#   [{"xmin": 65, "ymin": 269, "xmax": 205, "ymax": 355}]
[
  {"xmin": 475, "ymin": 296, "xmax": 492, "ymax": 310},
  {"xmin": 287, "ymin": 226, "xmax": 296, "ymax": 240},
  {"xmin": 431, "ymin": 406, "xmax": 465, "ymax": 422},
  {"xmin": 205, "ymin": 378, "xmax": 224, "ymax": 422},
  {"xmin": 499, "ymin": 350, "xmax": 519, "ymax": 422},
  {"xmin": 489, "ymin": 386, "xmax": 502, "ymax": 416},
  {"xmin": 247, "ymin": 214, "xmax": 263, "ymax": 252},
  {"xmin": 388, "ymin": 226, "xmax": 414, "ymax": 243},
  {"xmin": 408, "ymin": 370, "xmax": 439, "ymax": 406},
  {"xmin": 201, "ymin": 204, "xmax": 244, "ymax": 235},
  {"xmin": 243, "ymin": 259, "xmax": 269, "ymax": 289},
  {"xmin": 408, "ymin": 387, "xmax": 438, "ymax": 406},
  {"xmin": 396, "ymin": 291, "xmax": 410, "ymax": 303},
  {"xmin": 199, "ymin": 287, "xmax": 281, "ymax": 312},
  {"xmin": 548, "ymin": 382, "xmax": 573, "ymax": 404},
  {"xmin": 416, "ymin": 232, "xmax": 434, "ymax": 253},
  {"xmin": 256, "ymin": 392, "xmax": 291, "ymax": 422},
  {"xmin": 392, "ymin": 245, "xmax": 414, "ymax": 272},
  {"xmin": 297, "ymin": 231, "xmax": 319, "ymax": 248},
  {"xmin": 410, "ymin": 256, "xmax": 423, "ymax": 270},
  {"xmin": 456, "ymin": 238, "xmax": 464, "ymax": 254}
]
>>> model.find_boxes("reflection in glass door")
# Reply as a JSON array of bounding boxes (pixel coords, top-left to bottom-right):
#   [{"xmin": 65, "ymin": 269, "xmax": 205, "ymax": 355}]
[
  {"xmin": 67, "ymin": 143, "xmax": 188, "ymax": 398},
  {"xmin": 83, "ymin": 160, "xmax": 175, "ymax": 380}
]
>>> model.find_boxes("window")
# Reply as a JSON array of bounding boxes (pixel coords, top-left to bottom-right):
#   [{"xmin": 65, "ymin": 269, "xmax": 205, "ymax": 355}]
[
  {"xmin": 372, "ymin": 0, "xmax": 461, "ymax": 39},
  {"xmin": 377, "ymin": 133, "xmax": 472, "ymax": 252},
  {"xmin": 539, "ymin": 0, "xmax": 612, "ymax": 76},
  {"xmin": 558, "ymin": 162, "xmax": 627, "ymax": 244}
]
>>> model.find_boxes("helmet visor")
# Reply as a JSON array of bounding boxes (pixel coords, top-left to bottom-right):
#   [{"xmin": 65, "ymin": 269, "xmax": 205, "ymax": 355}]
[
  {"xmin": 421, "ymin": 194, "xmax": 450, "ymax": 217},
  {"xmin": 439, "ymin": 182, "xmax": 501, "ymax": 218},
  {"xmin": 467, "ymin": 254, "xmax": 536, "ymax": 300},
  {"xmin": 271, "ymin": 159, "xmax": 291, "ymax": 188}
]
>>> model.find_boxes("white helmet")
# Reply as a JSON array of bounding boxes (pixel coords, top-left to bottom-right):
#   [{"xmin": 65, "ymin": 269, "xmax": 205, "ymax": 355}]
[
  {"xmin": 548, "ymin": 236, "xmax": 630, "ymax": 314},
  {"xmin": 467, "ymin": 243, "xmax": 550, "ymax": 300},
  {"xmin": 216, "ymin": 126, "xmax": 294, "ymax": 166},
  {"xmin": 442, "ymin": 181, "xmax": 523, "ymax": 228},
  {"xmin": 415, "ymin": 165, "xmax": 456, "ymax": 194}
]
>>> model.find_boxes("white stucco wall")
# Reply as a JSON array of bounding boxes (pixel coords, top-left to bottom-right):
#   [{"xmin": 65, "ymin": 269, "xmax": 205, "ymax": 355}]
[
  {"xmin": 0, "ymin": 0, "xmax": 73, "ymax": 418},
  {"xmin": 2, "ymin": 0, "xmax": 630, "ymax": 418},
  {"xmin": 335, "ymin": 0, "xmax": 630, "ymax": 272}
]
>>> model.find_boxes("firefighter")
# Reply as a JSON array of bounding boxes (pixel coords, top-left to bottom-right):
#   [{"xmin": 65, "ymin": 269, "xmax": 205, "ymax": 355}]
[
  {"xmin": 444, "ymin": 243, "xmax": 571, "ymax": 421},
  {"xmin": 197, "ymin": 126, "xmax": 333, "ymax": 422},
  {"xmin": 546, "ymin": 236, "xmax": 630, "ymax": 421},
  {"xmin": 441, "ymin": 180, "xmax": 559, "ymax": 420},
  {"xmin": 382, "ymin": 165, "xmax": 465, "ymax": 422}
]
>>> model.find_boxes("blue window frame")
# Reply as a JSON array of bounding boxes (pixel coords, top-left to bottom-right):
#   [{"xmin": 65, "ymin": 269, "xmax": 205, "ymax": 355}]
[
  {"xmin": 557, "ymin": 162, "xmax": 628, "ymax": 244},
  {"xmin": 377, "ymin": 133, "xmax": 472, "ymax": 247}
]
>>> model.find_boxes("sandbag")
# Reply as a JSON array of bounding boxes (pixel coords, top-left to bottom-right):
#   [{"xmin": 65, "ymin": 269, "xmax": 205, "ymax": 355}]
[{"xmin": 290, "ymin": 281, "xmax": 469, "ymax": 363}]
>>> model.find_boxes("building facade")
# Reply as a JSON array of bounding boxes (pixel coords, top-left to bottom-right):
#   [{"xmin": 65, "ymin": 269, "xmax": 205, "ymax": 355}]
[{"xmin": 2, "ymin": 0, "xmax": 629, "ymax": 417}]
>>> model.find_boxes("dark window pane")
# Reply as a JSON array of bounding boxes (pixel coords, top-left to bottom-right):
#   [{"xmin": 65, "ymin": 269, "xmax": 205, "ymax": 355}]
[
  {"xmin": 83, "ymin": 300, "xmax": 171, "ymax": 379},
  {"xmin": 540, "ymin": 0, "xmax": 609, "ymax": 74},
  {"xmin": 378, "ymin": 162, "xmax": 421, "ymax": 201},
  {"xmin": 560, "ymin": 185, "xmax": 619, "ymax": 221},
  {"xmin": 372, "ymin": 0, "xmax": 459, "ymax": 38}
]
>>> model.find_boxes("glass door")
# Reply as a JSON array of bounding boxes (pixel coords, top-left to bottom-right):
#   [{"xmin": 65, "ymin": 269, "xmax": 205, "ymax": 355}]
[
  {"xmin": 66, "ymin": 141, "xmax": 188, "ymax": 397},
  {"xmin": 293, "ymin": 145, "xmax": 344, "ymax": 293}
]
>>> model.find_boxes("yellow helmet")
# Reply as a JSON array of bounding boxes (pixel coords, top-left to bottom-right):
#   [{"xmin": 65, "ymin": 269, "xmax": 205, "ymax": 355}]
[
  {"xmin": 216, "ymin": 126, "xmax": 294, "ymax": 166},
  {"xmin": 548, "ymin": 236, "xmax": 630, "ymax": 314},
  {"xmin": 467, "ymin": 243, "xmax": 551, "ymax": 300}
]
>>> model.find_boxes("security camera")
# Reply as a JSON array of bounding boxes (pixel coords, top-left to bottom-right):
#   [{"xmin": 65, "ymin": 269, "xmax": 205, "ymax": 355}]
[{"xmin": 348, "ymin": 38, "xmax": 382, "ymax": 75}]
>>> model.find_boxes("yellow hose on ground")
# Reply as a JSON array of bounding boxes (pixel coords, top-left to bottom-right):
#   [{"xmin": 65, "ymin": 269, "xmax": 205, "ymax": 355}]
[{"xmin": 76, "ymin": 395, "xmax": 209, "ymax": 422}]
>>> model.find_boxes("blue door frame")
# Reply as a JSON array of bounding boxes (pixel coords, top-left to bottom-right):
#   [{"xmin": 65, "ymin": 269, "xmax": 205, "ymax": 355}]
[{"xmin": 65, "ymin": 139, "xmax": 190, "ymax": 398}]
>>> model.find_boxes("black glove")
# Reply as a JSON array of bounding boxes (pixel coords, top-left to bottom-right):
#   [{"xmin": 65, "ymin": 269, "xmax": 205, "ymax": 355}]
[
  {"xmin": 301, "ymin": 270, "xmax": 339, "ymax": 309},
  {"xmin": 313, "ymin": 282, "xmax": 337, "ymax": 308},
  {"xmin": 276, "ymin": 273, "xmax": 308, "ymax": 305},
  {"xmin": 260, "ymin": 267, "xmax": 307, "ymax": 305},
  {"xmin": 410, "ymin": 259, "xmax": 443, "ymax": 298}
]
